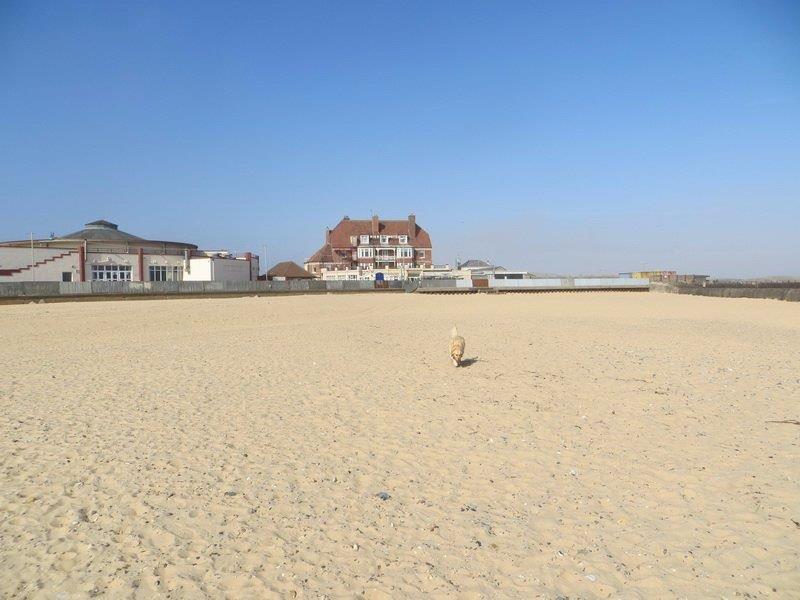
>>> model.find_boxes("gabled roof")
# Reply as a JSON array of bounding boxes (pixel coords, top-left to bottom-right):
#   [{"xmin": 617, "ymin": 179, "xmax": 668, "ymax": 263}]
[
  {"xmin": 306, "ymin": 243, "xmax": 334, "ymax": 264},
  {"xmin": 268, "ymin": 261, "xmax": 314, "ymax": 279},
  {"xmin": 328, "ymin": 217, "xmax": 432, "ymax": 248},
  {"xmin": 460, "ymin": 259, "xmax": 492, "ymax": 269}
]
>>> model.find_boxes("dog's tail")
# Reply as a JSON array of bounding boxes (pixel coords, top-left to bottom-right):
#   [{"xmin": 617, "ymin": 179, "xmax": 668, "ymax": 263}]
[{"xmin": 451, "ymin": 325, "xmax": 459, "ymax": 338}]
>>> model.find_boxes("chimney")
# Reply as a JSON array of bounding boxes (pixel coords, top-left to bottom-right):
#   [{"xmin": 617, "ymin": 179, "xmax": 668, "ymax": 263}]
[
  {"xmin": 372, "ymin": 214, "xmax": 379, "ymax": 235},
  {"xmin": 408, "ymin": 213, "xmax": 416, "ymax": 239}
]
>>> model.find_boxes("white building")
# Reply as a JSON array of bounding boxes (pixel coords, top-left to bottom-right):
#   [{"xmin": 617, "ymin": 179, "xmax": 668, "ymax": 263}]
[{"xmin": 0, "ymin": 220, "xmax": 259, "ymax": 283}]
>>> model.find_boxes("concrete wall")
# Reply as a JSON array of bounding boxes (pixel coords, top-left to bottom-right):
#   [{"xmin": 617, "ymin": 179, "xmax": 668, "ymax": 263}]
[
  {"xmin": 573, "ymin": 278, "xmax": 650, "ymax": 288},
  {"xmin": 212, "ymin": 257, "xmax": 252, "ymax": 282},
  {"xmin": 0, "ymin": 247, "xmax": 71, "ymax": 269},
  {"xmin": 489, "ymin": 278, "xmax": 563, "ymax": 288},
  {"xmin": 417, "ymin": 277, "xmax": 650, "ymax": 291},
  {"xmin": 0, "ymin": 276, "xmax": 654, "ymax": 299},
  {"xmin": 0, "ymin": 279, "xmax": 409, "ymax": 299}
]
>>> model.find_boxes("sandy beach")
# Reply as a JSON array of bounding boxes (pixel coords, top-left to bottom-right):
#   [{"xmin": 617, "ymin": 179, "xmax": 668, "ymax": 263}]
[{"xmin": 1, "ymin": 292, "xmax": 798, "ymax": 598}]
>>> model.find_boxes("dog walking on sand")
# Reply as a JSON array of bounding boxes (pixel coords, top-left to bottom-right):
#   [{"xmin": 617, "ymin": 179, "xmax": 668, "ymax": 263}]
[{"xmin": 450, "ymin": 325, "xmax": 465, "ymax": 367}]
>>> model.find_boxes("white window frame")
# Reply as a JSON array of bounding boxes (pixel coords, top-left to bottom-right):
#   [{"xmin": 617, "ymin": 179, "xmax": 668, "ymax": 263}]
[
  {"xmin": 379, "ymin": 235, "xmax": 389, "ymax": 245},
  {"xmin": 91, "ymin": 264, "xmax": 132, "ymax": 281},
  {"xmin": 399, "ymin": 235, "xmax": 408, "ymax": 244},
  {"xmin": 148, "ymin": 265, "xmax": 183, "ymax": 282},
  {"xmin": 357, "ymin": 247, "xmax": 374, "ymax": 258},
  {"xmin": 398, "ymin": 247, "xmax": 413, "ymax": 258},
  {"xmin": 360, "ymin": 235, "xmax": 369, "ymax": 245},
  {"xmin": 418, "ymin": 250, "xmax": 426, "ymax": 258}
]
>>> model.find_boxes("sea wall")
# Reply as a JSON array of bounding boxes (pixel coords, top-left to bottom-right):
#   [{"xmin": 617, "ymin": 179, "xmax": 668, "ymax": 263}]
[
  {"xmin": 0, "ymin": 277, "xmax": 654, "ymax": 301},
  {"xmin": 0, "ymin": 280, "xmax": 412, "ymax": 300},
  {"xmin": 416, "ymin": 277, "xmax": 650, "ymax": 293}
]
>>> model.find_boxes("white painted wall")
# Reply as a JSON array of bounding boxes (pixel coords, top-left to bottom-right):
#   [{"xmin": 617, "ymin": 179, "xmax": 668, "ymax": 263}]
[
  {"xmin": 184, "ymin": 257, "xmax": 254, "ymax": 282},
  {"xmin": 0, "ymin": 247, "xmax": 71, "ymax": 269},
  {"xmin": 0, "ymin": 249, "xmax": 80, "ymax": 282},
  {"xmin": 1, "ymin": 248, "xmax": 258, "ymax": 283},
  {"xmin": 184, "ymin": 258, "xmax": 213, "ymax": 281}
]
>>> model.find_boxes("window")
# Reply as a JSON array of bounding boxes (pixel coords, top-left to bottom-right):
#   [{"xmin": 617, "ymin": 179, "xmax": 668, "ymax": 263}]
[
  {"xmin": 148, "ymin": 265, "xmax": 183, "ymax": 281},
  {"xmin": 360, "ymin": 235, "xmax": 369, "ymax": 245},
  {"xmin": 418, "ymin": 250, "xmax": 426, "ymax": 258},
  {"xmin": 379, "ymin": 235, "xmax": 389, "ymax": 245},
  {"xmin": 398, "ymin": 247, "xmax": 413, "ymax": 258},
  {"xmin": 61, "ymin": 272, "xmax": 72, "ymax": 282},
  {"xmin": 91, "ymin": 265, "xmax": 132, "ymax": 281},
  {"xmin": 357, "ymin": 247, "xmax": 374, "ymax": 258},
  {"xmin": 399, "ymin": 235, "xmax": 408, "ymax": 244}
]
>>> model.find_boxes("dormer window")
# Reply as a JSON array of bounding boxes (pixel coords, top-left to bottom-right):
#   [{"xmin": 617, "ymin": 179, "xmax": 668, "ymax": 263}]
[
  {"xmin": 360, "ymin": 235, "xmax": 369, "ymax": 245},
  {"xmin": 379, "ymin": 235, "xmax": 388, "ymax": 245},
  {"xmin": 399, "ymin": 235, "xmax": 408, "ymax": 244}
]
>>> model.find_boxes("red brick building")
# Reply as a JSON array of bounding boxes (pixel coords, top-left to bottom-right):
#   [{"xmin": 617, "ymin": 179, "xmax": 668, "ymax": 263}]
[{"xmin": 304, "ymin": 214, "xmax": 433, "ymax": 276}]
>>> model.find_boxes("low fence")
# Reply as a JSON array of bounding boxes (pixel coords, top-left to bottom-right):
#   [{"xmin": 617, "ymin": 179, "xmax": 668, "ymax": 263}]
[
  {"xmin": 417, "ymin": 277, "xmax": 650, "ymax": 292},
  {"xmin": 0, "ymin": 279, "xmax": 412, "ymax": 299},
  {"xmin": 671, "ymin": 285, "xmax": 800, "ymax": 303},
  {"xmin": 0, "ymin": 277, "xmax": 651, "ymax": 300}
]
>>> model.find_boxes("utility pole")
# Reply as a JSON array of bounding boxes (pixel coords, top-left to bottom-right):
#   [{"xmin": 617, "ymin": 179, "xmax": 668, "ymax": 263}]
[{"xmin": 262, "ymin": 244, "xmax": 267, "ymax": 275}]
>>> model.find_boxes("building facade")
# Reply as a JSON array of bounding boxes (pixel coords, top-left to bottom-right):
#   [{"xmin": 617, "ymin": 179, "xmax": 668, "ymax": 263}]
[
  {"xmin": 0, "ymin": 220, "xmax": 259, "ymax": 283},
  {"xmin": 304, "ymin": 214, "xmax": 432, "ymax": 277}
]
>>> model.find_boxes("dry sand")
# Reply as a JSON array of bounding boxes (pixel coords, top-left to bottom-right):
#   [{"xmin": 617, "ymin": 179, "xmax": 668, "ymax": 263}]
[{"xmin": 1, "ymin": 292, "xmax": 798, "ymax": 599}]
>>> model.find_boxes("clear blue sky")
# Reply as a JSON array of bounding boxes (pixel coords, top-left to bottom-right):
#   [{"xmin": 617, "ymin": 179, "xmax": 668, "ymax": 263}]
[{"xmin": 1, "ymin": 1, "xmax": 798, "ymax": 277}]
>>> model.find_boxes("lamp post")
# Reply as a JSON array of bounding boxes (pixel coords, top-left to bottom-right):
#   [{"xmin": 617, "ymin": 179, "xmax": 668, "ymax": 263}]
[{"xmin": 30, "ymin": 233, "xmax": 35, "ymax": 282}]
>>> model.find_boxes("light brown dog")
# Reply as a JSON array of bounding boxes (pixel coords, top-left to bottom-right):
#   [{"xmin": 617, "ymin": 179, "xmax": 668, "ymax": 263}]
[{"xmin": 450, "ymin": 325, "xmax": 465, "ymax": 367}]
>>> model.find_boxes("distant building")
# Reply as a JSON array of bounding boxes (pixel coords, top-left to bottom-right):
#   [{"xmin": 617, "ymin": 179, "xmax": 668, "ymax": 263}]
[
  {"xmin": 620, "ymin": 271, "xmax": 709, "ymax": 285},
  {"xmin": 625, "ymin": 270, "xmax": 677, "ymax": 283},
  {"xmin": 305, "ymin": 214, "xmax": 432, "ymax": 276},
  {"xmin": 317, "ymin": 264, "xmax": 451, "ymax": 282},
  {"xmin": 457, "ymin": 259, "xmax": 527, "ymax": 280},
  {"xmin": 459, "ymin": 259, "xmax": 501, "ymax": 271},
  {"xmin": 267, "ymin": 261, "xmax": 314, "ymax": 281},
  {"xmin": 675, "ymin": 274, "xmax": 710, "ymax": 285},
  {"xmin": 0, "ymin": 220, "xmax": 259, "ymax": 282}
]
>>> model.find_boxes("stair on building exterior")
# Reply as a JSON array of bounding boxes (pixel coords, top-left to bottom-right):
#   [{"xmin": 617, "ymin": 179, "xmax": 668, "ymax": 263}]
[{"xmin": 0, "ymin": 251, "xmax": 77, "ymax": 277}]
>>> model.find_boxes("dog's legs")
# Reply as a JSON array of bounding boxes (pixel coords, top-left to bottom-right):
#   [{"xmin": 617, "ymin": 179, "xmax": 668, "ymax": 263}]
[{"xmin": 452, "ymin": 357, "xmax": 460, "ymax": 367}]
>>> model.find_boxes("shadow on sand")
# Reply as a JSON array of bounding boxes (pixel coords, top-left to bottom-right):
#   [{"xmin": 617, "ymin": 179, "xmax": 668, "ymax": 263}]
[{"xmin": 459, "ymin": 357, "xmax": 479, "ymax": 367}]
